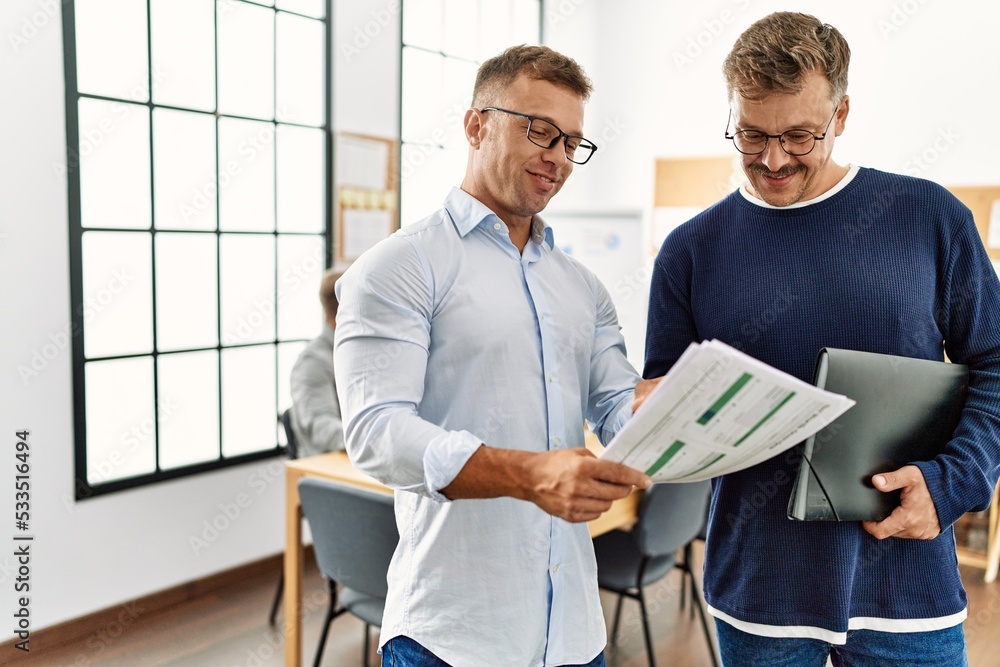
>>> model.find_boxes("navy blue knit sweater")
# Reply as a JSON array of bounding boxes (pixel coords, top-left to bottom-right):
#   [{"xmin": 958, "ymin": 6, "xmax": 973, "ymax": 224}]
[{"xmin": 645, "ymin": 167, "xmax": 1000, "ymax": 632}]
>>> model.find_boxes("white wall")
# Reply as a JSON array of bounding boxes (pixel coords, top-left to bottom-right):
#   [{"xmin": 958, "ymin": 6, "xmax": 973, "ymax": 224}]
[
  {"xmin": 2, "ymin": 0, "xmax": 998, "ymax": 638},
  {"xmin": 549, "ymin": 0, "xmax": 1000, "ymax": 214},
  {"xmin": 0, "ymin": 0, "xmax": 399, "ymax": 638},
  {"xmin": 544, "ymin": 0, "xmax": 1000, "ymax": 371},
  {"xmin": 334, "ymin": 0, "xmax": 400, "ymax": 137}
]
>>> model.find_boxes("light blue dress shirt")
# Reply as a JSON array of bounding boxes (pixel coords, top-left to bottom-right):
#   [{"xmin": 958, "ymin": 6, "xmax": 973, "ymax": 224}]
[{"xmin": 334, "ymin": 188, "xmax": 639, "ymax": 667}]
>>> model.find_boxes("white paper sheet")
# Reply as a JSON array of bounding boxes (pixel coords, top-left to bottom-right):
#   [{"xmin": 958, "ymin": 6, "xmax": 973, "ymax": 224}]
[
  {"xmin": 600, "ymin": 340, "xmax": 855, "ymax": 482},
  {"xmin": 342, "ymin": 208, "xmax": 394, "ymax": 259},
  {"xmin": 337, "ymin": 135, "xmax": 390, "ymax": 190}
]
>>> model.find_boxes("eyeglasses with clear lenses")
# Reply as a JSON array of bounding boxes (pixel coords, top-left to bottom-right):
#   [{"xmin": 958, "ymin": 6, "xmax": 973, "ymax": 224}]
[
  {"xmin": 481, "ymin": 107, "xmax": 598, "ymax": 164},
  {"xmin": 725, "ymin": 107, "xmax": 839, "ymax": 156}
]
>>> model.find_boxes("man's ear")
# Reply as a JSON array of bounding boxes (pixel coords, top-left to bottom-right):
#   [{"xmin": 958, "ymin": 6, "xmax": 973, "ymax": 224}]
[
  {"xmin": 464, "ymin": 108, "xmax": 483, "ymax": 147},
  {"xmin": 834, "ymin": 95, "xmax": 850, "ymax": 137}
]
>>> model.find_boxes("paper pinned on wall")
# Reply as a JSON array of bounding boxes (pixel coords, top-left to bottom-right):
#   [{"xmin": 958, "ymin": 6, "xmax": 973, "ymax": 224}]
[
  {"xmin": 337, "ymin": 135, "xmax": 390, "ymax": 191},
  {"xmin": 988, "ymin": 199, "xmax": 1000, "ymax": 249},
  {"xmin": 544, "ymin": 211, "xmax": 646, "ymax": 371},
  {"xmin": 342, "ymin": 208, "xmax": 394, "ymax": 260}
]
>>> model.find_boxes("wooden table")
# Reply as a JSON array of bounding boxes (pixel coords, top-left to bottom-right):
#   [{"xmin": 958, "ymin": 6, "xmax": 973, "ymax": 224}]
[{"xmin": 283, "ymin": 449, "xmax": 642, "ymax": 666}]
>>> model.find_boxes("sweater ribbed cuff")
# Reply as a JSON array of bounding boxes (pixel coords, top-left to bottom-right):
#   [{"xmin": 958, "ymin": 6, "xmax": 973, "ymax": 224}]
[{"xmin": 912, "ymin": 460, "xmax": 962, "ymax": 531}]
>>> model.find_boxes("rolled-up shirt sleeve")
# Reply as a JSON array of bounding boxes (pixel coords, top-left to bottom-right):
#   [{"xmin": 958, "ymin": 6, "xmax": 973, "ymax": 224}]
[{"xmin": 334, "ymin": 234, "xmax": 482, "ymax": 500}]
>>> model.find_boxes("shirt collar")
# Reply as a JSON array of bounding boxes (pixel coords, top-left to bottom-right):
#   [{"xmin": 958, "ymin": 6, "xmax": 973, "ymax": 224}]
[
  {"xmin": 443, "ymin": 187, "xmax": 555, "ymax": 250},
  {"xmin": 531, "ymin": 214, "xmax": 555, "ymax": 250}
]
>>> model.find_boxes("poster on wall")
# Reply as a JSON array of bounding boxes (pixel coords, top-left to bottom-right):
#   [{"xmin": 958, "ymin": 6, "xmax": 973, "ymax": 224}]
[
  {"xmin": 335, "ymin": 132, "xmax": 398, "ymax": 264},
  {"xmin": 342, "ymin": 208, "xmax": 395, "ymax": 259},
  {"xmin": 544, "ymin": 211, "xmax": 647, "ymax": 370}
]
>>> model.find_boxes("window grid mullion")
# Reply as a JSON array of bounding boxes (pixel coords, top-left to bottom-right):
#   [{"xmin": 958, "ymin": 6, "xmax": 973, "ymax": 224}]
[
  {"xmin": 146, "ymin": 0, "xmax": 163, "ymax": 475},
  {"xmin": 214, "ymin": 0, "xmax": 225, "ymax": 462},
  {"xmin": 272, "ymin": 6, "xmax": 280, "ymax": 438}
]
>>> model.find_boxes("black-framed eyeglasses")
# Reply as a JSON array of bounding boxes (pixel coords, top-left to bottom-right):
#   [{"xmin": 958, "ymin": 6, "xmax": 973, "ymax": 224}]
[
  {"xmin": 725, "ymin": 107, "xmax": 839, "ymax": 156},
  {"xmin": 480, "ymin": 107, "xmax": 598, "ymax": 164}
]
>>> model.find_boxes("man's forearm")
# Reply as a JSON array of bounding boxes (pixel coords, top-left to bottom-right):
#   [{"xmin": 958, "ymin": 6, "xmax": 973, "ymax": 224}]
[
  {"xmin": 440, "ymin": 445, "xmax": 651, "ymax": 523},
  {"xmin": 439, "ymin": 445, "xmax": 535, "ymax": 501}
]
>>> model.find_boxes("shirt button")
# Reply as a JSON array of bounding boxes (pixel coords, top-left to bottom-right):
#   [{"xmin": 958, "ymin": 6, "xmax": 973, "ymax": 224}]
[
  {"xmin": 552, "ymin": 565, "xmax": 560, "ymax": 574},
  {"xmin": 493, "ymin": 222, "xmax": 501, "ymax": 231},
  {"xmin": 553, "ymin": 437, "xmax": 561, "ymax": 446},
  {"xmin": 547, "ymin": 374, "xmax": 554, "ymax": 383}
]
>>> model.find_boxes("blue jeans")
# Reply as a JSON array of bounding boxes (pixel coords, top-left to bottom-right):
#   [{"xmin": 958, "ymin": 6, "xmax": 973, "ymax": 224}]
[
  {"xmin": 381, "ymin": 635, "xmax": 606, "ymax": 667},
  {"xmin": 715, "ymin": 619, "xmax": 967, "ymax": 667}
]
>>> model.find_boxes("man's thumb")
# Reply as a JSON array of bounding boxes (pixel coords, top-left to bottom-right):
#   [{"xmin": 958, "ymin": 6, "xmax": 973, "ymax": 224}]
[{"xmin": 872, "ymin": 472, "xmax": 898, "ymax": 491}]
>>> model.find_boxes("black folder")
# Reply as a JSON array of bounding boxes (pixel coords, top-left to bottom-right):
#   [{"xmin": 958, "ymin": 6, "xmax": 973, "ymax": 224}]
[{"xmin": 787, "ymin": 348, "xmax": 968, "ymax": 522}]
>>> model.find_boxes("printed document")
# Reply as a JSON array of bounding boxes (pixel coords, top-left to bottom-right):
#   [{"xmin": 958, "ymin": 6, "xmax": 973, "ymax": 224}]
[{"xmin": 600, "ymin": 340, "xmax": 855, "ymax": 482}]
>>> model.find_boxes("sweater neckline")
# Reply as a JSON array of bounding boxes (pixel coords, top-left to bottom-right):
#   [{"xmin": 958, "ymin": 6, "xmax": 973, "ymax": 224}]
[{"xmin": 738, "ymin": 164, "xmax": 861, "ymax": 211}]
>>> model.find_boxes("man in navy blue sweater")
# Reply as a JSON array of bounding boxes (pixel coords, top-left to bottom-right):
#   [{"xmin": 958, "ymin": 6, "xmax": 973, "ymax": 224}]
[{"xmin": 645, "ymin": 12, "xmax": 1000, "ymax": 666}]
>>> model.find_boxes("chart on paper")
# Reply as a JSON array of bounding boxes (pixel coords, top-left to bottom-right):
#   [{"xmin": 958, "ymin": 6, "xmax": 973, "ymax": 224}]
[{"xmin": 600, "ymin": 340, "xmax": 855, "ymax": 483}]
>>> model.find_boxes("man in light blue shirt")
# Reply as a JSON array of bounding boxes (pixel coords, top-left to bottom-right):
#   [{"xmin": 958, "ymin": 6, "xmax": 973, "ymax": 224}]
[{"xmin": 335, "ymin": 45, "xmax": 654, "ymax": 667}]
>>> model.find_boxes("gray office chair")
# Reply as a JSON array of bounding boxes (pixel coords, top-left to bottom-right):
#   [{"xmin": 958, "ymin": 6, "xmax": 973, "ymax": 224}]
[
  {"xmin": 679, "ymin": 492, "xmax": 710, "ymax": 618},
  {"xmin": 593, "ymin": 481, "xmax": 718, "ymax": 667},
  {"xmin": 298, "ymin": 477, "xmax": 398, "ymax": 667},
  {"xmin": 268, "ymin": 408, "xmax": 301, "ymax": 627}
]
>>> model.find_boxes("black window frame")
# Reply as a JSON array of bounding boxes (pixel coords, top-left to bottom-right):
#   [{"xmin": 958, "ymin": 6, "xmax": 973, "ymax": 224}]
[{"xmin": 62, "ymin": 0, "xmax": 335, "ymax": 500}]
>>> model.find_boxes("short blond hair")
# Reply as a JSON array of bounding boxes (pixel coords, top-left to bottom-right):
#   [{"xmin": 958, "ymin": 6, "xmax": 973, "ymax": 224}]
[
  {"xmin": 723, "ymin": 12, "xmax": 850, "ymax": 103},
  {"xmin": 472, "ymin": 44, "xmax": 593, "ymax": 107}
]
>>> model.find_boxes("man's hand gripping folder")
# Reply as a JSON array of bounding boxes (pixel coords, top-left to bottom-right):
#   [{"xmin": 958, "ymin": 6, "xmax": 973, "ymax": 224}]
[{"xmin": 788, "ymin": 348, "xmax": 968, "ymax": 522}]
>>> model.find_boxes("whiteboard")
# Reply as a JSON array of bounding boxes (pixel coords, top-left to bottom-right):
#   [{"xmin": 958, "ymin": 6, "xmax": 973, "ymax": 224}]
[{"xmin": 543, "ymin": 210, "xmax": 648, "ymax": 373}]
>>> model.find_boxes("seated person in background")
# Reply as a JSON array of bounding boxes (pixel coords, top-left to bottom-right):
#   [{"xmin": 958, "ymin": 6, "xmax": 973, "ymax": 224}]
[{"xmin": 289, "ymin": 268, "xmax": 345, "ymax": 457}]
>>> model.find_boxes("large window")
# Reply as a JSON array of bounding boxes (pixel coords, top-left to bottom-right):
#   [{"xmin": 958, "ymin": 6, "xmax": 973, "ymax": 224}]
[
  {"xmin": 399, "ymin": 0, "xmax": 541, "ymax": 224},
  {"xmin": 63, "ymin": 0, "xmax": 332, "ymax": 498}
]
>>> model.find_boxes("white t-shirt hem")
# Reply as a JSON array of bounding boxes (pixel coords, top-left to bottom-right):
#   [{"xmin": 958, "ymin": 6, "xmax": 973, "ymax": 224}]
[{"xmin": 707, "ymin": 605, "xmax": 967, "ymax": 645}]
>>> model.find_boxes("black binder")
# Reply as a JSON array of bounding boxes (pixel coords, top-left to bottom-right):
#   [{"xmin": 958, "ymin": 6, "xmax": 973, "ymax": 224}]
[{"xmin": 787, "ymin": 348, "xmax": 968, "ymax": 522}]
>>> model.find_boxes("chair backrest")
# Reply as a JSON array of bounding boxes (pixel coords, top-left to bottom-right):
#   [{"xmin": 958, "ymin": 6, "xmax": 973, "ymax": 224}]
[
  {"xmin": 298, "ymin": 478, "xmax": 398, "ymax": 598},
  {"xmin": 632, "ymin": 481, "xmax": 711, "ymax": 558},
  {"xmin": 280, "ymin": 408, "xmax": 299, "ymax": 460}
]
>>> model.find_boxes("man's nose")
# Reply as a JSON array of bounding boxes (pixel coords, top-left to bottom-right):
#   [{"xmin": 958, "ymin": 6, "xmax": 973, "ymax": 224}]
[
  {"xmin": 541, "ymin": 137, "xmax": 569, "ymax": 167},
  {"xmin": 758, "ymin": 138, "xmax": 793, "ymax": 172}
]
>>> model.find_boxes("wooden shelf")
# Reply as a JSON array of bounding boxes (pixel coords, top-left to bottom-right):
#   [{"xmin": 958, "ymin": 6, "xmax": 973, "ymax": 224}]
[{"xmin": 954, "ymin": 484, "xmax": 1000, "ymax": 583}]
